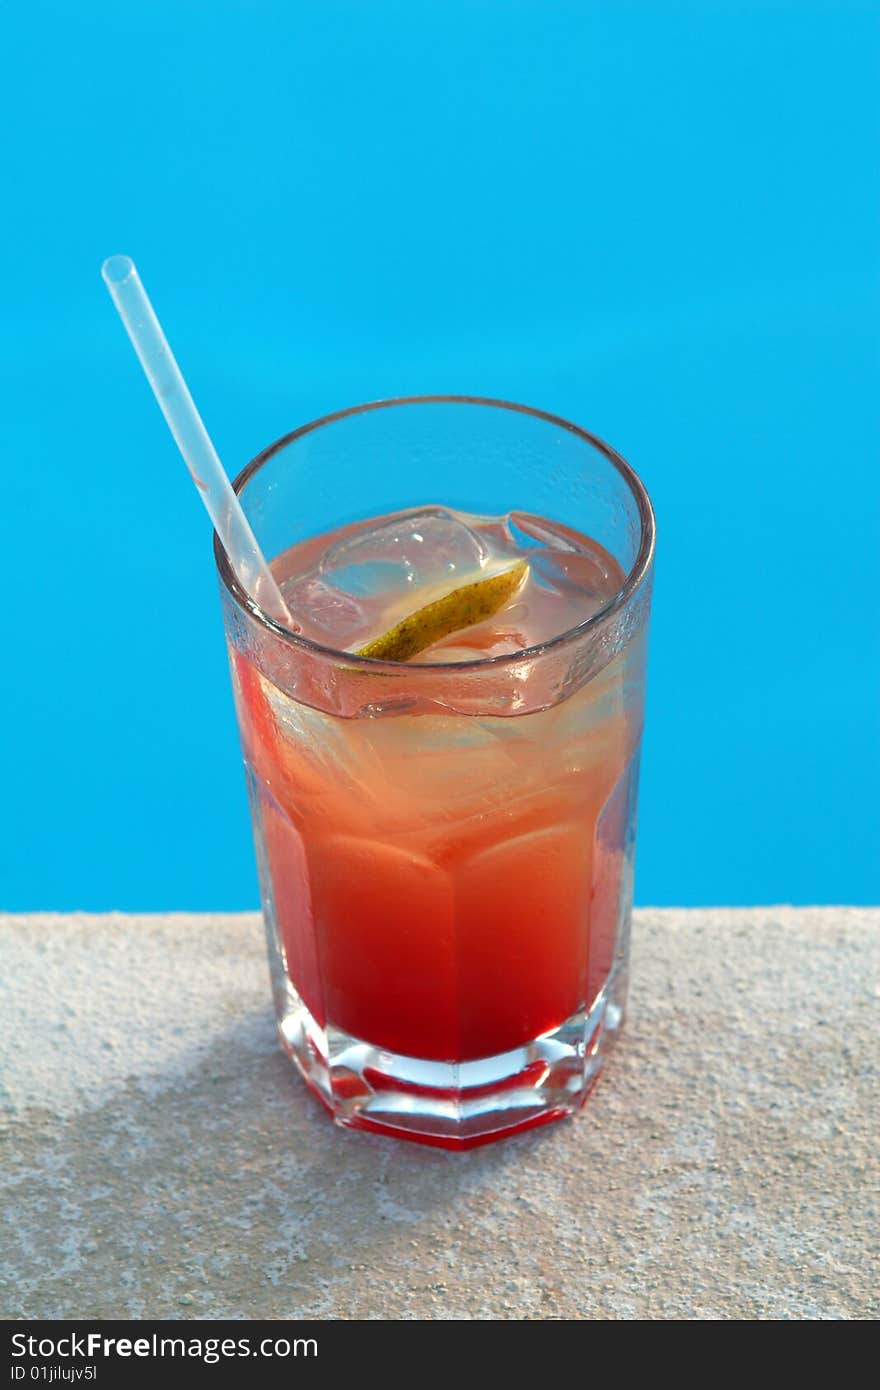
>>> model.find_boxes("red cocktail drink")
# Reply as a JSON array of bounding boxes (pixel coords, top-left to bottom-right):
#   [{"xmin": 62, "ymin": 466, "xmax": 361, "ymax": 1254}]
[{"xmin": 217, "ymin": 400, "xmax": 654, "ymax": 1147}]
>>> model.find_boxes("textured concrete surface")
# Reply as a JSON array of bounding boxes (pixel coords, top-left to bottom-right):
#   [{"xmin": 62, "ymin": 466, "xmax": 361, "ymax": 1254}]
[{"xmin": 0, "ymin": 908, "xmax": 877, "ymax": 1321}]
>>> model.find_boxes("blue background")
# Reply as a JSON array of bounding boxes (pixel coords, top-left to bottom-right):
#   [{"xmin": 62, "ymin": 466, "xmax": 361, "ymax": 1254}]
[{"xmin": 2, "ymin": 1, "xmax": 877, "ymax": 910}]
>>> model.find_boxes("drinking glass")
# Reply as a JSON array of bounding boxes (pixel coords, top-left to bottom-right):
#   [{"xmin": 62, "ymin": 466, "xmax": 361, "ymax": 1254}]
[{"xmin": 215, "ymin": 397, "xmax": 655, "ymax": 1148}]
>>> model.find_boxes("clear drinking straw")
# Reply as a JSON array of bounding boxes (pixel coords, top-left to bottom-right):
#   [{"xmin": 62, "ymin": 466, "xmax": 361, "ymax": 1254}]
[{"xmin": 101, "ymin": 256, "xmax": 294, "ymax": 628}]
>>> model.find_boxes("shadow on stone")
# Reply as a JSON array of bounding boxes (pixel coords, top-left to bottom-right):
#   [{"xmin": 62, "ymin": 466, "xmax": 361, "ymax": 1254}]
[{"xmin": 0, "ymin": 1008, "xmax": 570, "ymax": 1319}]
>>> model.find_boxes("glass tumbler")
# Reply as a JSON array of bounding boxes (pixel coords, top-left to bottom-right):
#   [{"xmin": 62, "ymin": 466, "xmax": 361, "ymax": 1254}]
[{"xmin": 215, "ymin": 397, "xmax": 654, "ymax": 1148}]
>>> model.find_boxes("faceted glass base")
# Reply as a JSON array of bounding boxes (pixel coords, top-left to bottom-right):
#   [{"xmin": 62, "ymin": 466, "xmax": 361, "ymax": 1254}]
[{"xmin": 276, "ymin": 970, "xmax": 628, "ymax": 1149}]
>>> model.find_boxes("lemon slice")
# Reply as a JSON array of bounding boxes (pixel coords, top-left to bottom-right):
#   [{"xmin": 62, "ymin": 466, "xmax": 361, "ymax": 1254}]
[{"xmin": 355, "ymin": 560, "xmax": 528, "ymax": 662}]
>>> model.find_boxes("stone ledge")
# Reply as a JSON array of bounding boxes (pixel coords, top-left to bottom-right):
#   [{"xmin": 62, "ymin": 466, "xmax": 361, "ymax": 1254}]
[{"xmin": 0, "ymin": 908, "xmax": 877, "ymax": 1319}]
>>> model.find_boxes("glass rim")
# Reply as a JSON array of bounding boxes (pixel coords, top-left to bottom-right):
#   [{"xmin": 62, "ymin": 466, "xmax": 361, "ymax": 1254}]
[{"xmin": 213, "ymin": 394, "xmax": 656, "ymax": 672}]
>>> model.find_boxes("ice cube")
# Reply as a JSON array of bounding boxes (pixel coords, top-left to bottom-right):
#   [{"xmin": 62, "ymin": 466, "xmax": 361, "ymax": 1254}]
[
  {"xmin": 320, "ymin": 508, "xmax": 490, "ymax": 600},
  {"xmin": 530, "ymin": 546, "xmax": 619, "ymax": 600},
  {"xmin": 280, "ymin": 571, "xmax": 367, "ymax": 646},
  {"xmin": 507, "ymin": 512, "xmax": 620, "ymax": 601},
  {"xmin": 507, "ymin": 511, "xmax": 577, "ymax": 551},
  {"xmin": 259, "ymin": 673, "xmax": 387, "ymax": 829},
  {"xmin": 359, "ymin": 713, "xmax": 527, "ymax": 811}
]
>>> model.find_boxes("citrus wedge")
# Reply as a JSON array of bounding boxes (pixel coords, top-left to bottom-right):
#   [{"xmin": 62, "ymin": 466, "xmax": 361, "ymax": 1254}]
[{"xmin": 355, "ymin": 560, "xmax": 528, "ymax": 662}]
